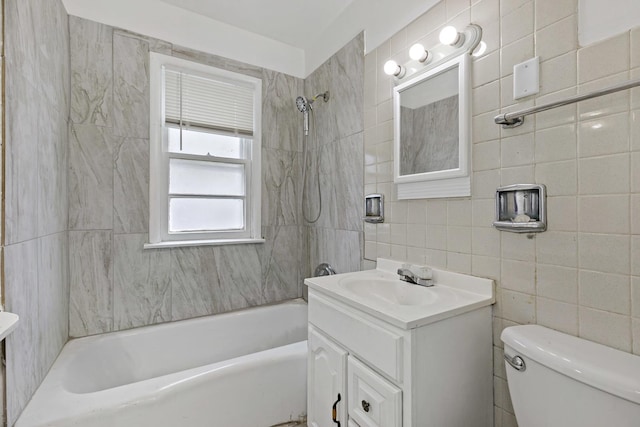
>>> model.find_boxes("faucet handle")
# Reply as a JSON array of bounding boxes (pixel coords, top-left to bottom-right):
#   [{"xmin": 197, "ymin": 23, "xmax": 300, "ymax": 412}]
[
  {"xmin": 403, "ymin": 264, "xmax": 432, "ymax": 280},
  {"xmin": 412, "ymin": 266, "xmax": 432, "ymax": 280}
]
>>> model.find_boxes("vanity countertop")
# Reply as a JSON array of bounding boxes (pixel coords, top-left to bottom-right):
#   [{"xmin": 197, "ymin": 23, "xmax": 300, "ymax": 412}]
[{"xmin": 304, "ymin": 258, "xmax": 494, "ymax": 330}]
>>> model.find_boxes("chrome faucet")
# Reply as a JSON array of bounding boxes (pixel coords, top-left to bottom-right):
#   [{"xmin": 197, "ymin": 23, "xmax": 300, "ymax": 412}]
[{"xmin": 397, "ymin": 268, "xmax": 434, "ymax": 287}]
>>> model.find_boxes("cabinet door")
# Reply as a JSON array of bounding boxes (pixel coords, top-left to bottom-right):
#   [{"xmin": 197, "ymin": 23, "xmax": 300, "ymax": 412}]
[
  {"xmin": 308, "ymin": 325, "xmax": 348, "ymax": 427},
  {"xmin": 347, "ymin": 356, "xmax": 402, "ymax": 427}
]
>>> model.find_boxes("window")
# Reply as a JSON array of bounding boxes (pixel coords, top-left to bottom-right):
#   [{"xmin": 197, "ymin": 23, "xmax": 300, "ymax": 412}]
[{"xmin": 147, "ymin": 53, "xmax": 263, "ymax": 248}]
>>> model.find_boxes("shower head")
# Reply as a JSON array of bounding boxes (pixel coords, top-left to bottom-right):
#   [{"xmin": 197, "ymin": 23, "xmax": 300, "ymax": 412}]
[
  {"xmin": 296, "ymin": 91, "xmax": 330, "ymax": 112},
  {"xmin": 296, "ymin": 91, "xmax": 330, "ymax": 135},
  {"xmin": 296, "ymin": 96, "xmax": 310, "ymax": 112}
]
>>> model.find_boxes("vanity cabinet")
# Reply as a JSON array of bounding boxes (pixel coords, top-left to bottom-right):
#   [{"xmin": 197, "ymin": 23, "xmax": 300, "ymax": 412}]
[
  {"xmin": 308, "ymin": 322, "xmax": 401, "ymax": 427},
  {"xmin": 305, "ymin": 260, "xmax": 494, "ymax": 427},
  {"xmin": 307, "ymin": 325, "xmax": 347, "ymax": 427}
]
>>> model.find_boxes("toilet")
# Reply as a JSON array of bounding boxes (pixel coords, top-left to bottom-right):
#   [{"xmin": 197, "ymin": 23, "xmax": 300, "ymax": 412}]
[{"xmin": 501, "ymin": 325, "xmax": 640, "ymax": 427}]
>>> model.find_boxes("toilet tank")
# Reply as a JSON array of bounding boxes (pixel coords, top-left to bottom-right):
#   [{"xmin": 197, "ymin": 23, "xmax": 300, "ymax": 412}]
[{"xmin": 501, "ymin": 325, "xmax": 640, "ymax": 427}]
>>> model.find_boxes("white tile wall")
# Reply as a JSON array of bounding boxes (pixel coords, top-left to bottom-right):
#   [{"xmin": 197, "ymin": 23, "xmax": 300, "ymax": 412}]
[
  {"xmin": 579, "ymin": 233, "xmax": 630, "ymax": 274},
  {"xmin": 536, "ymin": 297, "xmax": 578, "ymax": 335},
  {"xmin": 578, "ymin": 73, "xmax": 630, "ymax": 120},
  {"xmin": 579, "ymin": 306, "xmax": 631, "ymax": 351},
  {"xmin": 362, "ymin": 0, "xmax": 640, "ymax": 421},
  {"xmin": 535, "ymin": 0, "xmax": 575, "ymax": 30},
  {"xmin": 578, "ymin": 195, "xmax": 629, "ymax": 234},
  {"xmin": 578, "ymin": 33, "xmax": 629, "ymax": 84},
  {"xmin": 500, "ymin": 36, "xmax": 534, "ymax": 77},
  {"xmin": 501, "ymin": 2, "xmax": 534, "ymax": 45},
  {"xmin": 535, "ymin": 124, "xmax": 577, "ymax": 163},
  {"xmin": 579, "ymin": 270, "xmax": 630, "ymax": 315},
  {"xmin": 537, "ymin": 264, "xmax": 578, "ymax": 303},
  {"xmin": 536, "ymin": 15, "xmax": 577, "ymax": 61},
  {"xmin": 503, "ymin": 165, "xmax": 535, "ymax": 185},
  {"xmin": 539, "ymin": 51, "xmax": 577, "ymax": 96}
]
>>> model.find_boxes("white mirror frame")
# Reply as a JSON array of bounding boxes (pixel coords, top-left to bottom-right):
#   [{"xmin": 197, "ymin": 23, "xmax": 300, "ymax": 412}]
[{"xmin": 393, "ymin": 54, "xmax": 471, "ymax": 199}]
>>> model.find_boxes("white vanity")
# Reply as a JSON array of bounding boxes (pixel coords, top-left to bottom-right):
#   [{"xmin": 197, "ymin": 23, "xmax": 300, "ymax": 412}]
[{"xmin": 304, "ymin": 259, "xmax": 495, "ymax": 427}]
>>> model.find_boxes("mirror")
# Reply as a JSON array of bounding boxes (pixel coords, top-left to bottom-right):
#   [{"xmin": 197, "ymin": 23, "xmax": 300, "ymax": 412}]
[{"xmin": 393, "ymin": 54, "xmax": 471, "ymax": 199}]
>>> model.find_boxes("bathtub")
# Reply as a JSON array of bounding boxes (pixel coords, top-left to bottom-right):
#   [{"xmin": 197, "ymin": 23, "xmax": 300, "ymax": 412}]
[{"xmin": 16, "ymin": 299, "xmax": 308, "ymax": 427}]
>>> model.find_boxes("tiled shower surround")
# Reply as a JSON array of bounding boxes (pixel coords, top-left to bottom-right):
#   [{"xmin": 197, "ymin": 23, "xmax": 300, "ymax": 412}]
[
  {"xmin": 4, "ymin": 0, "xmax": 70, "ymax": 425},
  {"xmin": 303, "ymin": 34, "xmax": 365, "ymax": 277},
  {"xmin": 67, "ymin": 16, "xmax": 309, "ymax": 336},
  {"xmin": 363, "ymin": 0, "xmax": 640, "ymax": 425}
]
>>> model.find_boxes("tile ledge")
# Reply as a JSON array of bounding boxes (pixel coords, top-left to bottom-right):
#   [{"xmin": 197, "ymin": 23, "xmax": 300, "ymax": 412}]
[{"xmin": 144, "ymin": 238, "xmax": 265, "ymax": 249}]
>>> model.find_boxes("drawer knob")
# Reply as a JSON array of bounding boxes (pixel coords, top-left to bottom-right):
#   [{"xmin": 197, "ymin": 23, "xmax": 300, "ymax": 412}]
[{"xmin": 361, "ymin": 400, "xmax": 371, "ymax": 412}]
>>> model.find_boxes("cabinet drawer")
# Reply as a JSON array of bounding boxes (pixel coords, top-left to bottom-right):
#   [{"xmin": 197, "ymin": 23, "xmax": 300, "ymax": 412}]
[
  {"xmin": 308, "ymin": 291, "xmax": 403, "ymax": 381},
  {"xmin": 348, "ymin": 356, "xmax": 402, "ymax": 427}
]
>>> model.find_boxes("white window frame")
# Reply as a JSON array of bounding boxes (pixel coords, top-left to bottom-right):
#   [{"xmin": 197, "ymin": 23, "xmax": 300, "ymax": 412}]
[{"xmin": 146, "ymin": 53, "xmax": 263, "ymax": 248}]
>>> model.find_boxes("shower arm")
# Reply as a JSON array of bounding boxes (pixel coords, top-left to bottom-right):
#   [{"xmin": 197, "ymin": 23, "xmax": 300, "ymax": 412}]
[{"xmin": 312, "ymin": 91, "xmax": 330, "ymax": 103}]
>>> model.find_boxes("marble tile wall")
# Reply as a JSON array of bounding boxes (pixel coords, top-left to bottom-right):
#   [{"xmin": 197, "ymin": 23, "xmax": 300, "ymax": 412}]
[
  {"xmin": 68, "ymin": 17, "xmax": 306, "ymax": 338},
  {"xmin": 303, "ymin": 34, "xmax": 365, "ymax": 277},
  {"xmin": 3, "ymin": 0, "xmax": 70, "ymax": 425},
  {"xmin": 363, "ymin": 0, "xmax": 640, "ymax": 425}
]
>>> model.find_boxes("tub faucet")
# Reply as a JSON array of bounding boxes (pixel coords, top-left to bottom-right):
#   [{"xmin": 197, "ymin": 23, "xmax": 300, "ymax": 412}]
[{"xmin": 397, "ymin": 268, "xmax": 434, "ymax": 287}]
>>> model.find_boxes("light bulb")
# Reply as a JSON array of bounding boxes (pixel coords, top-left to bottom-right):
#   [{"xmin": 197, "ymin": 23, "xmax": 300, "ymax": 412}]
[
  {"xmin": 472, "ymin": 41, "xmax": 487, "ymax": 57},
  {"xmin": 409, "ymin": 43, "xmax": 429, "ymax": 62},
  {"xmin": 383, "ymin": 60, "xmax": 404, "ymax": 77},
  {"xmin": 439, "ymin": 26, "xmax": 463, "ymax": 46}
]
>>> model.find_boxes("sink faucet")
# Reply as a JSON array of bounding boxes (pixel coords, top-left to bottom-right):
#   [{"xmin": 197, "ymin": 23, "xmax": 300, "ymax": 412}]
[{"xmin": 397, "ymin": 268, "xmax": 434, "ymax": 287}]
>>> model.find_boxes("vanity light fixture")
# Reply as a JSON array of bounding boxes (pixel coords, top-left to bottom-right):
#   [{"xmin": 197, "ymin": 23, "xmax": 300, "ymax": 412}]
[
  {"xmin": 409, "ymin": 43, "xmax": 430, "ymax": 63},
  {"xmin": 472, "ymin": 41, "xmax": 488, "ymax": 57},
  {"xmin": 382, "ymin": 24, "xmax": 482, "ymax": 82},
  {"xmin": 384, "ymin": 59, "xmax": 405, "ymax": 77},
  {"xmin": 439, "ymin": 25, "xmax": 464, "ymax": 47}
]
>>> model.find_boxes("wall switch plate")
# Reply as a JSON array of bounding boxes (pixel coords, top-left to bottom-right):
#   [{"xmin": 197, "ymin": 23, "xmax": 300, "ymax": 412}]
[{"xmin": 513, "ymin": 57, "xmax": 539, "ymax": 100}]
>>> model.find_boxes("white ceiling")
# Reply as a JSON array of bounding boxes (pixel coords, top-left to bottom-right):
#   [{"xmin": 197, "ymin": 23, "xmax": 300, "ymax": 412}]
[
  {"xmin": 159, "ymin": 0, "xmax": 357, "ymax": 50},
  {"xmin": 62, "ymin": 0, "xmax": 439, "ymax": 77}
]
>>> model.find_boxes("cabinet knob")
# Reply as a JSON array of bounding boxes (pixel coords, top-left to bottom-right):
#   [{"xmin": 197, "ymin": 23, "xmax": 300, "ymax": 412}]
[{"xmin": 361, "ymin": 400, "xmax": 371, "ymax": 412}]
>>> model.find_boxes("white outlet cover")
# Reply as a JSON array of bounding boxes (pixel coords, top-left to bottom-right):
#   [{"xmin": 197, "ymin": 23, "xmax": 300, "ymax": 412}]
[{"xmin": 513, "ymin": 57, "xmax": 540, "ymax": 100}]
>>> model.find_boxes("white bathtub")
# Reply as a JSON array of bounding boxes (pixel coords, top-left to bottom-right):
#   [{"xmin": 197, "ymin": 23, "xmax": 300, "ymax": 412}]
[{"xmin": 16, "ymin": 299, "xmax": 308, "ymax": 427}]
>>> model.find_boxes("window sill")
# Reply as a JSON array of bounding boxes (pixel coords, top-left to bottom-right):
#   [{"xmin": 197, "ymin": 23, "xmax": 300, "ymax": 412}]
[{"xmin": 144, "ymin": 238, "xmax": 265, "ymax": 249}]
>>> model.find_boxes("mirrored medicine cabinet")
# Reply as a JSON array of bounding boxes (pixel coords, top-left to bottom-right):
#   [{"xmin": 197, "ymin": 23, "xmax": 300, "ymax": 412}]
[{"xmin": 393, "ymin": 53, "xmax": 471, "ymax": 199}]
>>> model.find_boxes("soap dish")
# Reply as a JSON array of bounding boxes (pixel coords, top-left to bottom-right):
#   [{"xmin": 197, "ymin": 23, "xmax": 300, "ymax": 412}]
[
  {"xmin": 363, "ymin": 194, "xmax": 384, "ymax": 223},
  {"xmin": 493, "ymin": 184, "xmax": 546, "ymax": 233}
]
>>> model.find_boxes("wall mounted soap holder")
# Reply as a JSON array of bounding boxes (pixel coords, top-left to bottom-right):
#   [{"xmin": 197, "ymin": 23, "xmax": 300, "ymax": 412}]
[
  {"xmin": 493, "ymin": 184, "xmax": 546, "ymax": 233},
  {"xmin": 364, "ymin": 194, "xmax": 384, "ymax": 223}
]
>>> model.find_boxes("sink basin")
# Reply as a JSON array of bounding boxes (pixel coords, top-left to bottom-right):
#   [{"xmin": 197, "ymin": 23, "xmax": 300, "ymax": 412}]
[
  {"xmin": 339, "ymin": 277, "xmax": 437, "ymax": 306},
  {"xmin": 305, "ymin": 258, "xmax": 495, "ymax": 329}
]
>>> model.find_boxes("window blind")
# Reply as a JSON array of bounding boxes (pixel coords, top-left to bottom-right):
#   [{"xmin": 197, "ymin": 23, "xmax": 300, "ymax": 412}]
[{"xmin": 165, "ymin": 69, "xmax": 254, "ymax": 137}]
